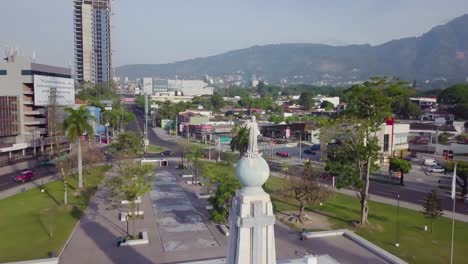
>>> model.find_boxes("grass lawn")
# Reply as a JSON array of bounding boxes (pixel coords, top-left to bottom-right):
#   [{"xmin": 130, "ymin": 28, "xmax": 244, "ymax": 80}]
[
  {"xmin": 265, "ymin": 176, "xmax": 468, "ymax": 264},
  {"xmin": 146, "ymin": 144, "xmax": 166, "ymax": 153},
  {"xmin": 199, "ymin": 160, "xmax": 235, "ymax": 179},
  {"xmin": 0, "ymin": 165, "xmax": 111, "ymax": 262}
]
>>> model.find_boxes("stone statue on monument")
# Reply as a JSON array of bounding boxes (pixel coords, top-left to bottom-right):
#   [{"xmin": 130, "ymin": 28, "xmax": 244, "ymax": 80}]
[{"xmin": 245, "ymin": 116, "xmax": 261, "ymax": 157}]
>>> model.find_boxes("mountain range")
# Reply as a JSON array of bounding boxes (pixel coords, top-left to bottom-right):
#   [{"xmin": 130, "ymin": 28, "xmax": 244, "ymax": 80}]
[{"xmin": 116, "ymin": 14, "xmax": 468, "ymax": 86}]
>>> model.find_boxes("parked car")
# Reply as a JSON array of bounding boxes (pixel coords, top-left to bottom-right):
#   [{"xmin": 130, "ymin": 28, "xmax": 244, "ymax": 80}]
[
  {"xmin": 311, "ymin": 144, "xmax": 320, "ymax": 151},
  {"xmin": 40, "ymin": 159, "xmax": 55, "ymax": 167},
  {"xmin": 161, "ymin": 150, "xmax": 174, "ymax": 156},
  {"xmin": 303, "ymin": 149, "xmax": 313, "ymax": 155},
  {"xmin": 426, "ymin": 166, "xmax": 445, "ymax": 173},
  {"xmin": 14, "ymin": 170, "xmax": 36, "ymax": 183},
  {"xmin": 275, "ymin": 151, "xmax": 290, "ymax": 158},
  {"xmin": 424, "ymin": 159, "xmax": 437, "ymax": 166}
]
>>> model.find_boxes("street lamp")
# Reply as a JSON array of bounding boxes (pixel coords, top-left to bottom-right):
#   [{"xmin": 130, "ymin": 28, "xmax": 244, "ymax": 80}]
[
  {"xmin": 395, "ymin": 194, "xmax": 400, "ymax": 247},
  {"xmin": 299, "ymin": 132, "xmax": 302, "ymax": 164}
]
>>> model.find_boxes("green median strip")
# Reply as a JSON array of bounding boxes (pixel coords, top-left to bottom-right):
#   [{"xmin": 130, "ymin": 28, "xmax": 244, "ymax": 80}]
[
  {"xmin": 0, "ymin": 165, "xmax": 111, "ymax": 262},
  {"xmin": 265, "ymin": 176, "xmax": 468, "ymax": 264}
]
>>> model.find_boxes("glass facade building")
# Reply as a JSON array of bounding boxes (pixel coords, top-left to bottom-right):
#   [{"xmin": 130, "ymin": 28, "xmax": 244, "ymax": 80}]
[{"xmin": 74, "ymin": 0, "xmax": 112, "ymax": 84}]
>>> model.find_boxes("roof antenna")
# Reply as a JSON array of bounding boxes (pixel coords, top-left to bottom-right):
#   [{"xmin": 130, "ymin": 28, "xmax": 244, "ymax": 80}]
[{"xmin": 31, "ymin": 51, "xmax": 36, "ymax": 63}]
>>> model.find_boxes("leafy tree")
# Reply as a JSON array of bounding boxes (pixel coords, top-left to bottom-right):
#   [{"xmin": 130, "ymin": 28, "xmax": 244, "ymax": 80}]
[
  {"xmin": 135, "ymin": 95, "xmax": 145, "ymax": 110},
  {"xmin": 438, "ymin": 84, "xmax": 468, "ymax": 120},
  {"xmin": 210, "ymin": 93, "xmax": 226, "ymax": 110},
  {"xmin": 63, "ymin": 105, "xmax": 96, "ymax": 189},
  {"xmin": 373, "ymin": 77, "xmax": 421, "ymax": 119},
  {"xmin": 281, "ymin": 161, "xmax": 289, "ymax": 177},
  {"xmin": 280, "ymin": 161, "xmax": 331, "ymax": 222},
  {"xmin": 437, "ymin": 83, "xmax": 468, "ymax": 105},
  {"xmin": 107, "ymin": 163, "xmax": 154, "ymax": 239},
  {"xmin": 320, "ymin": 100, "xmax": 334, "ymax": 111},
  {"xmin": 422, "ymin": 189, "xmax": 444, "ymax": 233},
  {"xmin": 326, "ymin": 77, "xmax": 392, "ymax": 225},
  {"xmin": 110, "ymin": 132, "xmax": 143, "ymax": 158},
  {"xmin": 230, "ymin": 127, "xmax": 249, "ymax": 157},
  {"xmin": 76, "ymin": 82, "xmax": 119, "ymax": 101},
  {"xmin": 186, "ymin": 146, "xmax": 204, "ymax": 184},
  {"xmin": 389, "ymin": 157, "xmax": 412, "ymax": 186},
  {"xmin": 269, "ymin": 115, "xmax": 284, "ymax": 124},
  {"xmin": 299, "ymin": 92, "xmax": 315, "ymax": 110},
  {"xmin": 392, "ymin": 98, "xmax": 421, "ymax": 119},
  {"xmin": 208, "ymin": 171, "xmax": 241, "ymax": 223},
  {"xmin": 437, "ymin": 132, "xmax": 451, "ymax": 145},
  {"xmin": 102, "ymin": 107, "xmax": 135, "ymax": 133},
  {"xmin": 256, "ymin": 81, "xmax": 266, "ymax": 94},
  {"xmin": 453, "ymin": 103, "xmax": 468, "ymax": 120},
  {"xmin": 47, "ymin": 89, "xmax": 69, "ymax": 204}
]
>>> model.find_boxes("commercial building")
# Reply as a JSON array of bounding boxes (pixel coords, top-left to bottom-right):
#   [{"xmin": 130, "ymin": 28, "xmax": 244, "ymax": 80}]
[
  {"xmin": 313, "ymin": 95, "xmax": 340, "ymax": 108},
  {"xmin": 150, "ymin": 91, "xmax": 193, "ymax": 103},
  {"xmin": 260, "ymin": 122, "xmax": 319, "ymax": 143},
  {"xmin": 74, "ymin": 0, "xmax": 112, "ymax": 84},
  {"xmin": 0, "ymin": 54, "xmax": 74, "ymax": 164},
  {"xmin": 321, "ymin": 122, "xmax": 410, "ymax": 164},
  {"xmin": 149, "ymin": 78, "xmax": 213, "ymax": 96}
]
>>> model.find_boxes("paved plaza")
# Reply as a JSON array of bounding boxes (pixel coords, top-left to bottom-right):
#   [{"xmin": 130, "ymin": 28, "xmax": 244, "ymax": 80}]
[
  {"xmin": 59, "ymin": 163, "xmax": 394, "ymax": 264},
  {"xmin": 150, "ymin": 170, "xmax": 219, "ymax": 252}
]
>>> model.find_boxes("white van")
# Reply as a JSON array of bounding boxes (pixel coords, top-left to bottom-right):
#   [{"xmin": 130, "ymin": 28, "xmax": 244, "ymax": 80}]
[{"xmin": 424, "ymin": 159, "xmax": 437, "ymax": 166}]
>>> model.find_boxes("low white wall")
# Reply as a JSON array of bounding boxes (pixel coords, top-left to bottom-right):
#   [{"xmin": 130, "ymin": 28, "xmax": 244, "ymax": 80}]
[{"xmin": 3, "ymin": 257, "xmax": 59, "ymax": 264}]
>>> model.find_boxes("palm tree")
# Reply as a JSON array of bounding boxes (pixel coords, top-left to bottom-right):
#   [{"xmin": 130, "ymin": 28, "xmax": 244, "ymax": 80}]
[
  {"xmin": 230, "ymin": 127, "xmax": 249, "ymax": 157},
  {"xmin": 63, "ymin": 105, "xmax": 96, "ymax": 188}
]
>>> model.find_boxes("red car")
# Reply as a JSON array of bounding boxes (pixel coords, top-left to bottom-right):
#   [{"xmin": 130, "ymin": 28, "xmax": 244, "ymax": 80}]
[
  {"xmin": 275, "ymin": 151, "xmax": 290, "ymax": 158},
  {"xmin": 14, "ymin": 170, "xmax": 36, "ymax": 183}
]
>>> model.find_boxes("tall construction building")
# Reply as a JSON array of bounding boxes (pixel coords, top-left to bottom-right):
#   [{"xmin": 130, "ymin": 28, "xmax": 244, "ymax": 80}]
[{"xmin": 73, "ymin": 0, "xmax": 112, "ymax": 84}]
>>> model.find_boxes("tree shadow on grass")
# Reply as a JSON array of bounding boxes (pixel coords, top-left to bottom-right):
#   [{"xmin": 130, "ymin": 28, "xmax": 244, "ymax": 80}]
[
  {"xmin": 71, "ymin": 205, "xmax": 83, "ymax": 220},
  {"xmin": 44, "ymin": 188, "xmax": 61, "ymax": 206},
  {"xmin": 328, "ymin": 203, "xmax": 390, "ymax": 222},
  {"xmin": 271, "ymin": 197, "xmax": 355, "ymax": 226}
]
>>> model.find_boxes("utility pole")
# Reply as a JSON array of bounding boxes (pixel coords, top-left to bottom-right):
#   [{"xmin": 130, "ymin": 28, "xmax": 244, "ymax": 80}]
[
  {"xmin": 299, "ymin": 132, "xmax": 302, "ymax": 164},
  {"xmin": 217, "ymin": 137, "xmax": 221, "ymax": 162},
  {"xmin": 175, "ymin": 114, "xmax": 178, "ymax": 140},
  {"xmin": 32, "ymin": 127, "xmax": 36, "ymax": 156},
  {"xmin": 144, "ymin": 92, "xmax": 149, "ymax": 151}
]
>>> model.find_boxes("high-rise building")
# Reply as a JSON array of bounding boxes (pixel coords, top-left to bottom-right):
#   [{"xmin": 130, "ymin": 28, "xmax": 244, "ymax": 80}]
[{"xmin": 74, "ymin": 0, "xmax": 112, "ymax": 84}]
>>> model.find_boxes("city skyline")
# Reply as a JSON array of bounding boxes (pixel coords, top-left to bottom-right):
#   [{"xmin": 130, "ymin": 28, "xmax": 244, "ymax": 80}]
[{"xmin": 1, "ymin": 0, "xmax": 468, "ymax": 67}]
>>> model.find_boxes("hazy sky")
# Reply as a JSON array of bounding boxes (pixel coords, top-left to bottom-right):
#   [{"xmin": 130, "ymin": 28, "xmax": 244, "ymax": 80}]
[{"xmin": 1, "ymin": 0, "xmax": 468, "ymax": 67}]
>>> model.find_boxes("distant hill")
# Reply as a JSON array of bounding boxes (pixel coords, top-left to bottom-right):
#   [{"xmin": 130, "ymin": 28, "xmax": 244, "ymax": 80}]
[{"xmin": 116, "ymin": 14, "xmax": 468, "ymax": 86}]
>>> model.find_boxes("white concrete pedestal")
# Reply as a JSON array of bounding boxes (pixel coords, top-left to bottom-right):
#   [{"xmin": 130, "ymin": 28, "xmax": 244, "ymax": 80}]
[{"xmin": 226, "ymin": 187, "xmax": 276, "ymax": 264}]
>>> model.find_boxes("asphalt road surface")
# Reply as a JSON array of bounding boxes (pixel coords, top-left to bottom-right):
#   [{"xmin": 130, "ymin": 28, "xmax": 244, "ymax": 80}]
[{"xmin": 0, "ymin": 166, "xmax": 56, "ymax": 192}]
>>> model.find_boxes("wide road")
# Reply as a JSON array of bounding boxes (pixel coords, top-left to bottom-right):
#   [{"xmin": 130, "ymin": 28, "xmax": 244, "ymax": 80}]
[
  {"xmin": 127, "ymin": 104, "xmax": 179, "ymax": 156},
  {"xmin": 0, "ymin": 166, "xmax": 56, "ymax": 193},
  {"xmin": 369, "ymin": 181, "xmax": 468, "ymax": 215}
]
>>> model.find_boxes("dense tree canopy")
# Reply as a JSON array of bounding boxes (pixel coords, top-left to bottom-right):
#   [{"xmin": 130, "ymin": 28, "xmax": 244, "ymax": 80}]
[
  {"xmin": 437, "ymin": 84, "xmax": 468, "ymax": 105},
  {"xmin": 299, "ymin": 91, "xmax": 315, "ymax": 110}
]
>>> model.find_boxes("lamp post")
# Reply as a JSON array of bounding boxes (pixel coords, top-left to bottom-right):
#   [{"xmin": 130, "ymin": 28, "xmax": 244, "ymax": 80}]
[
  {"xmin": 395, "ymin": 194, "xmax": 400, "ymax": 247},
  {"xmin": 299, "ymin": 132, "xmax": 302, "ymax": 164}
]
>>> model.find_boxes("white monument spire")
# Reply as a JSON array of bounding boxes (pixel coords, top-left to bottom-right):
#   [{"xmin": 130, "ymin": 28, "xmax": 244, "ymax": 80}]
[{"xmin": 227, "ymin": 116, "xmax": 276, "ymax": 264}]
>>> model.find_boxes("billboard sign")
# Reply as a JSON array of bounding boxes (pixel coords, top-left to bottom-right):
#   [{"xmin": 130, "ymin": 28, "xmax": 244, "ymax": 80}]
[
  {"xmin": 143, "ymin": 78, "xmax": 153, "ymax": 95},
  {"xmin": 33, "ymin": 75, "xmax": 75, "ymax": 106}
]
